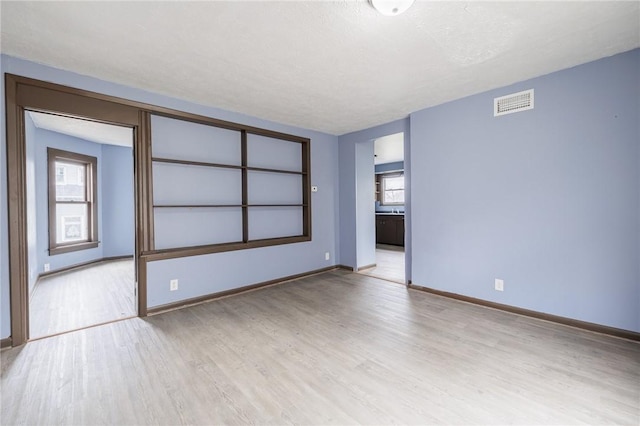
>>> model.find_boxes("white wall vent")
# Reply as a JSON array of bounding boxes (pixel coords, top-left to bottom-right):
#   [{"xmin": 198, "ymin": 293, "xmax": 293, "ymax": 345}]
[{"xmin": 494, "ymin": 89, "xmax": 534, "ymax": 117}]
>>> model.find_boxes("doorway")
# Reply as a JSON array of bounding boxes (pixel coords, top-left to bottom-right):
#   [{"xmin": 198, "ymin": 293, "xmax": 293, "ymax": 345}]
[
  {"xmin": 25, "ymin": 111, "xmax": 136, "ymax": 338},
  {"xmin": 359, "ymin": 132, "xmax": 406, "ymax": 283},
  {"xmin": 6, "ymin": 74, "xmax": 155, "ymax": 346}
]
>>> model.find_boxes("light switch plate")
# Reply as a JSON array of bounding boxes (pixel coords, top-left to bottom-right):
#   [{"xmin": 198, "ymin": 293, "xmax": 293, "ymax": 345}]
[{"xmin": 311, "ymin": 185, "xmax": 318, "ymax": 192}]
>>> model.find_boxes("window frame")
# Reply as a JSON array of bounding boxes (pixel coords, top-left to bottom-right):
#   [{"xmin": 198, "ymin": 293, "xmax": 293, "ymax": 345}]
[
  {"xmin": 48, "ymin": 148, "xmax": 99, "ymax": 255},
  {"xmin": 380, "ymin": 172, "xmax": 405, "ymax": 206}
]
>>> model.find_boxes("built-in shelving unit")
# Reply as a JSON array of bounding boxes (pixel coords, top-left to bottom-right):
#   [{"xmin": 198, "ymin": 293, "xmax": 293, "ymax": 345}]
[{"xmin": 149, "ymin": 114, "xmax": 311, "ymax": 255}]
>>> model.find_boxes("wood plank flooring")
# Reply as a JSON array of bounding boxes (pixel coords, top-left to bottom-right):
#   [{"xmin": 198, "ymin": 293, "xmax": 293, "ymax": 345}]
[
  {"xmin": 359, "ymin": 244, "xmax": 405, "ymax": 283},
  {"xmin": 2, "ymin": 270, "xmax": 639, "ymax": 425},
  {"xmin": 29, "ymin": 259, "xmax": 136, "ymax": 339}
]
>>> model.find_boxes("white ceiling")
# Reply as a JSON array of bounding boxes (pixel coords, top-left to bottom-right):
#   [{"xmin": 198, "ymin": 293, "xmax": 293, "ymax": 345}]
[
  {"xmin": 2, "ymin": 1, "xmax": 639, "ymax": 136},
  {"xmin": 28, "ymin": 112, "xmax": 133, "ymax": 148},
  {"xmin": 374, "ymin": 133, "xmax": 404, "ymax": 165}
]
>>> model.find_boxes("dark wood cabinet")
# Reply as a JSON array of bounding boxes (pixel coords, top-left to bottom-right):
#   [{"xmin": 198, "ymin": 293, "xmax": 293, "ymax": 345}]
[{"xmin": 376, "ymin": 214, "xmax": 404, "ymax": 246}]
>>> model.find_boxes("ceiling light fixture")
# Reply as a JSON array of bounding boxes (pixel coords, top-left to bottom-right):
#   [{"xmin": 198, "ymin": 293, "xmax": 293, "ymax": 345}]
[{"xmin": 369, "ymin": 0, "xmax": 415, "ymax": 16}]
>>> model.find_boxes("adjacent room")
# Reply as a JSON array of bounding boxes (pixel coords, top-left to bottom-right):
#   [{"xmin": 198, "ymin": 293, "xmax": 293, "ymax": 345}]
[
  {"xmin": 25, "ymin": 112, "xmax": 136, "ymax": 339},
  {"xmin": 1, "ymin": 1, "xmax": 638, "ymax": 425},
  {"xmin": 359, "ymin": 132, "xmax": 406, "ymax": 283}
]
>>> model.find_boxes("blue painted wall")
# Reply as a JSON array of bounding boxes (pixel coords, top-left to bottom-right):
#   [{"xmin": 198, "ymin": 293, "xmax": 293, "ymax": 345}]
[
  {"xmin": 25, "ymin": 113, "xmax": 38, "ymax": 292},
  {"xmin": 1, "ymin": 55, "xmax": 339, "ymax": 336},
  {"xmin": 355, "ymin": 140, "xmax": 376, "ymax": 268},
  {"xmin": 101, "ymin": 144, "xmax": 134, "ymax": 257},
  {"xmin": 410, "ymin": 49, "xmax": 639, "ymax": 332},
  {"xmin": 375, "ymin": 161, "xmax": 404, "ymax": 174}
]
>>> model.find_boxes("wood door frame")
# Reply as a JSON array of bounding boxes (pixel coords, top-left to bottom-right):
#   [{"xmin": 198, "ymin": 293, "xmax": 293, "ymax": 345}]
[{"xmin": 5, "ymin": 74, "xmax": 153, "ymax": 346}]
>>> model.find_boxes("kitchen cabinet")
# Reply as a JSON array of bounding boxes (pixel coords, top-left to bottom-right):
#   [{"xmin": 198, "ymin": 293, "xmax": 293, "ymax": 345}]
[{"xmin": 376, "ymin": 214, "xmax": 404, "ymax": 246}]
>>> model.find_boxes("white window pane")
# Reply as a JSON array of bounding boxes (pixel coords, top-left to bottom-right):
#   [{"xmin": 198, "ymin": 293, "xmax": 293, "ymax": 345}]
[
  {"xmin": 55, "ymin": 161, "xmax": 86, "ymax": 201},
  {"xmin": 384, "ymin": 176, "xmax": 404, "ymax": 191},
  {"xmin": 56, "ymin": 204, "xmax": 88, "ymax": 244},
  {"xmin": 55, "ymin": 166, "xmax": 65, "ymax": 184},
  {"xmin": 384, "ymin": 190, "xmax": 405, "ymax": 204}
]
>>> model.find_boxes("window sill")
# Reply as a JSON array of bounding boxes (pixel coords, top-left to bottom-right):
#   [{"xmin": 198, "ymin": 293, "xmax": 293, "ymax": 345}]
[{"xmin": 49, "ymin": 241, "xmax": 99, "ymax": 256}]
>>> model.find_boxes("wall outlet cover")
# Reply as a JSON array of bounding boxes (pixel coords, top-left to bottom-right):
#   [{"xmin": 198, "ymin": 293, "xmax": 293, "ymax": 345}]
[
  {"xmin": 170, "ymin": 279, "xmax": 179, "ymax": 291},
  {"xmin": 495, "ymin": 278, "xmax": 504, "ymax": 291}
]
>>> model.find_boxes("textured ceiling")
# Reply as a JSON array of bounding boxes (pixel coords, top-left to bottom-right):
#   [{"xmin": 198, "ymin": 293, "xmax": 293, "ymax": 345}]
[
  {"xmin": 2, "ymin": 1, "xmax": 639, "ymax": 135},
  {"xmin": 29, "ymin": 112, "xmax": 134, "ymax": 148}
]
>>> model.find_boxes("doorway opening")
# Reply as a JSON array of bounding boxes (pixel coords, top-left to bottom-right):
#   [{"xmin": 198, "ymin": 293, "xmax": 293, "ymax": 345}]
[
  {"xmin": 25, "ymin": 111, "xmax": 136, "ymax": 339},
  {"xmin": 359, "ymin": 132, "xmax": 406, "ymax": 283}
]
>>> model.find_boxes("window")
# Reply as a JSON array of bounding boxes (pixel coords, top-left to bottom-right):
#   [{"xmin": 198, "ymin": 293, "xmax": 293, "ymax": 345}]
[
  {"xmin": 48, "ymin": 148, "xmax": 99, "ymax": 255},
  {"xmin": 381, "ymin": 173, "xmax": 405, "ymax": 205}
]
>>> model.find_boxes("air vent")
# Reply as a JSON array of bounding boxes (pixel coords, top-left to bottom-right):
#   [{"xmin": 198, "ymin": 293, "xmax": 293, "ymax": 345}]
[{"xmin": 494, "ymin": 89, "xmax": 534, "ymax": 117}]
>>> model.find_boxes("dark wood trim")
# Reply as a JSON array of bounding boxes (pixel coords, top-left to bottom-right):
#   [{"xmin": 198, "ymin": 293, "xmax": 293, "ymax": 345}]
[
  {"xmin": 408, "ymin": 284, "xmax": 640, "ymax": 342},
  {"xmin": 147, "ymin": 265, "xmax": 341, "ymax": 315},
  {"xmin": 138, "ymin": 257, "xmax": 148, "ymax": 317},
  {"xmin": 136, "ymin": 111, "xmax": 152, "ymax": 318},
  {"xmin": 241, "ymin": 130, "xmax": 249, "ymax": 243},
  {"xmin": 141, "ymin": 235, "xmax": 310, "ymax": 262},
  {"xmin": 247, "ymin": 165, "xmax": 305, "ymax": 175},
  {"xmin": 301, "ymin": 138, "xmax": 311, "ymax": 240},
  {"xmin": 247, "ymin": 204, "xmax": 308, "ymax": 208},
  {"xmin": 38, "ymin": 255, "xmax": 133, "ymax": 279},
  {"xmin": 16, "ymin": 80, "xmax": 139, "ymax": 126},
  {"xmin": 138, "ymin": 111, "xmax": 154, "ymax": 252},
  {"xmin": 357, "ymin": 263, "xmax": 377, "ymax": 271},
  {"xmin": 9, "ymin": 74, "xmax": 309, "ymax": 143},
  {"xmin": 154, "ymin": 204, "xmax": 244, "ymax": 209},
  {"xmin": 154, "ymin": 204, "xmax": 308, "ymax": 208},
  {"xmin": 152, "ymin": 157, "xmax": 243, "ymax": 171},
  {"xmin": 152, "ymin": 157, "xmax": 305, "ymax": 175},
  {"xmin": 48, "ymin": 241, "xmax": 100, "ymax": 256},
  {"xmin": 336, "ymin": 265, "xmax": 355, "ymax": 271},
  {"xmin": 6, "ymin": 76, "xmax": 29, "ymax": 345},
  {"xmin": 0, "ymin": 337, "xmax": 13, "ymax": 349}
]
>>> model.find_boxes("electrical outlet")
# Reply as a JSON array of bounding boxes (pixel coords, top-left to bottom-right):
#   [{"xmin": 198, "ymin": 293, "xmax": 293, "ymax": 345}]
[
  {"xmin": 495, "ymin": 278, "xmax": 504, "ymax": 292},
  {"xmin": 44, "ymin": 263, "xmax": 50, "ymax": 272},
  {"xmin": 325, "ymin": 252, "xmax": 330, "ymax": 260},
  {"xmin": 170, "ymin": 279, "xmax": 179, "ymax": 291}
]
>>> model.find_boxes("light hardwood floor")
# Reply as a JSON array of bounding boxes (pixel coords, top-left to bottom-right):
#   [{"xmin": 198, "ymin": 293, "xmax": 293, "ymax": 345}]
[
  {"xmin": 359, "ymin": 244, "xmax": 405, "ymax": 283},
  {"xmin": 29, "ymin": 259, "xmax": 136, "ymax": 339},
  {"xmin": 2, "ymin": 270, "xmax": 639, "ymax": 425}
]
